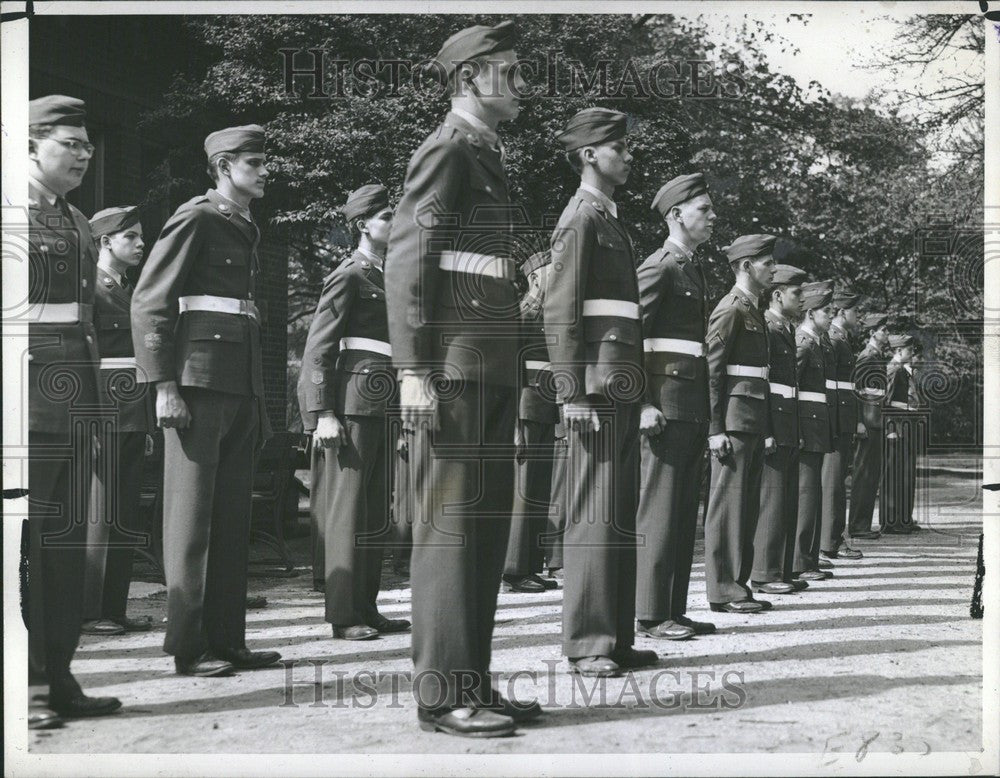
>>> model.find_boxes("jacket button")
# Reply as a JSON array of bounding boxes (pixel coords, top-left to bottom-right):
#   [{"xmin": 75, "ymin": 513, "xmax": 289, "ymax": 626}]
[
  {"xmin": 362, "ymin": 368, "xmax": 370, "ymax": 374},
  {"xmin": 113, "ymin": 322, "xmax": 119, "ymax": 328},
  {"xmin": 685, "ymin": 291, "xmax": 691, "ymax": 296},
  {"xmin": 485, "ymin": 185, "xmax": 492, "ymax": 193},
  {"xmin": 672, "ymin": 370, "xmax": 678, "ymax": 375},
  {"xmin": 371, "ymin": 293, "xmax": 378, "ymax": 299},
  {"xmin": 225, "ymin": 258, "xmax": 232, "ymax": 265},
  {"xmin": 81, "ymin": 279, "xmax": 87, "ymax": 288},
  {"xmin": 471, "ymin": 299, "xmax": 480, "ymax": 307},
  {"xmin": 86, "ymin": 335, "xmax": 93, "ymax": 343},
  {"xmin": 214, "ymin": 334, "xmax": 221, "ymax": 340},
  {"xmin": 609, "ymin": 334, "xmax": 617, "ymax": 341},
  {"xmin": 27, "ymin": 354, "xmax": 34, "ymax": 362}
]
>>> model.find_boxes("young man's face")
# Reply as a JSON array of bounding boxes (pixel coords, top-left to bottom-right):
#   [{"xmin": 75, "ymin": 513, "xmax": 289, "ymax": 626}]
[
  {"xmin": 588, "ymin": 138, "xmax": 632, "ymax": 187},
  {"xmin": 471, "ymin": 50, "xmax": 523, "ymax": 122},
  {"xmin": 873, "ymin": 324, "xmax": 889, "ymax": 347},
  {"xmin": 360, "ymin": 207, "xmax": 393, "ymax": 249},
  {"xmin": 29, "ymin": 125, "xmax": 93, "ymax": 196},
  {"xmin": 898, "ymin": 345, "xmax": 914, "ymax": 362},
  {"xmin": 224, "ymin": 152, "xmax": 269, "ymax": 200},
  {"xmin": 673, "ymin": 193, "xmax": 716, "ymax": 245},
  {"xmin": 746, "ymin": 253, "xmax": 776, "ymax": 289},
  {"xmin": 811, "ymin": 304, "xmax": 833, "ymax": 331},
  {"xmin": 102, "ymin": 223, "xmax": 145, "ymax": 268},
  {"xmin": 841, "ymin": 307, "xmax": 859, "ymax": 330},
  {"xmin": 775, "ymin": 284, "xmax": 803, "ymax": 319}
]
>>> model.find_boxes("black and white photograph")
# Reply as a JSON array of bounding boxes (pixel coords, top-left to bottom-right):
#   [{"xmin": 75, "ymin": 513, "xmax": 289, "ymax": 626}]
[{"xmin": 2, "ymin": 0, "xmax": 996, "ymax": 774}]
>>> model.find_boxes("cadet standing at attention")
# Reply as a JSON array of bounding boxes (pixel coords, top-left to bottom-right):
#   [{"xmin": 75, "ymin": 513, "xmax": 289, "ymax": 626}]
[
  {"xmin": 848, "ymin": 313, "xmax": 890, "ymax": 540},
  {"xmin": 131, "ymin": 124, "xmax": 281, "ymax": 678},
  {"xmin": 819, "ymin": 290, "xmax": 865, "ymax": 562},
  {"xmin": 546, "ymin": 107, "xmax": 657, "ymax": 678},
  {"xmin": 750, "ymin": 262, "xmax": 809, "ymax": 596},
  {"xmin": 634, "ymin": 172, "xmax": 717, "ymax": 641},
  {"xmin": 703, "ymin": 235, "xmax": 776, "ymax": 615},
  {"xmin": 384, "ymin": 22, "xmax": 538, "ymax": 738},
  {"xmin": 792, "ymin": 280, "xmax": 835, "ymax": 582},
  {"xmin": 26, "ymin": 95, "xmax": 122, "ymax": 726},
  {"xmin": 82, "ymin": 206, "xmax": 155, "ymax": 637},
  {"xmin": 880, "ymin": 334, "xmax": 921, "ymax": 534}
]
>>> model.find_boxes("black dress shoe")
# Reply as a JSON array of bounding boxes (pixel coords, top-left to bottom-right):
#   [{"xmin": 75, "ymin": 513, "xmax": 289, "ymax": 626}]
[
  {"xmin": 246, "ymin": 595, "xmax": 268, "ymax": 609},
  {"xmin": 752, "ymin": 581, "xmax": 797, "ymax": 595},
  {"xmin": 710, "ymin": 600, "xmax": 764, "ymax": 614},
  {"xmin": 674, "ymin": 614, "xmax": 717, "ymax": 634},
  {"xmin": 112, "ymin": 615, "xmax": 154, "ymax": 632},
  {"xmin": 503, "ymin": 574, "xmax": 546, "ymax": 593},
  {"xmin": 837, "ymin": 545, "xmax": 863, "ymax": 559},
  {"xmin": 881, "ymin": 525, "xmax": 912, "ymax": 535},
  {"xmin": 480, "ymin": 692, "xmax": 543, "ymax": 722},
  {"xmin": 568, "ymin": 655, "xmax": 620, "ymax": 677},
  {"xmin": 368, "ymin": 614, "xmax": 411, "ymax": 633},
  {"xmin": 636, "ymin": 620, "xmax": 695, "ymax": 640},
  {"xmin": 546, "ymin": 568, "xmax": 564, "ymax": 581},
  {"xmin": 175, "ymin": 653, "xmax": 235, "ymax": 677},
  {"xmin": 817, "ymin": 558, "xmax": 834, "ymax": 569},
  {"xmin": 418, "ymin": 707, "xmax": 516, "ymax": 738},
  {"xmin": 530, "ymin": 573, "xmax": 558, "ymax": 590},
  {"xmin": 332, "ymin": 624, "xmax": 379, "ymax": 640},
  {"xmin": 851, "ymin": 530, "xmax": 882, "ymax": 540},
  {"xmin": 47, "ymin": 692, "xmax": 123, "ymax": 718},
  {"xmin": 312, "ymin": 580, "xmax": 325, "ymax": 593},
  {"xmin": 749, "ymin": 597, "xmax": 773, "ymax": 611},
  {"xmin": 610, "ymin": 647, "xmax": 660, "ymax": 669},
  {"xmin": 81, "ymin": 619, "xmax": 125, "ymax": 636},
  {"xmin": 794, "ymin": 569, "xmax": 830, "ymax": 581},
  {"xmin": 29, "ymin": 710, "xmax": 64, "ymax": 730},
  {"xmin": 786, "ymin": 579, "xmax": 809, "ymax": 591},
  {"xmin": 214, "ymin": 647, "xmax": 282, "ymax": 670}
]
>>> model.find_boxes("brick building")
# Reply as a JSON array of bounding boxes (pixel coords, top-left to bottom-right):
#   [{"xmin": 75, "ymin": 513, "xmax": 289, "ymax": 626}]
[{"xmin": 29, "ymin": 16, "xmax": 289, "ymax": 428}]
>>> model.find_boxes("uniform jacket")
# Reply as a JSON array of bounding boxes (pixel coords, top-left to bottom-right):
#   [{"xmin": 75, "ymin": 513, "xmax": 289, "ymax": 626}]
[
  {"xmin": 518, "ymin": 252, "xmax": 559, "ymax": 424},
  {"xmin": 297, "ymin": 251, "xmax": 396, "ymax": 431},
  {"xmin": 886, "ymin": 360, "xmax": 922, "ymax": 412},
  {"xmin": 853, "ymin": 343, "xmax": 887, "ymax": 430},
  {"xmin": 94, "ymin": 265, "xmax": 154, "ymax": 433},
  {"xmin": 706, "ymin": 285, "xmax": 770, "ymax": 436},
  {"xmin": 26, "ymin": 181, "xmax": 101, "ymax": 433},
  {"xmin": 796, "ymin": 326, "xmax": 832, "ymax": 453},
  {"xmin": 820, "ymin": 332, "xmax": 839, "ymax": 437},
  {"xmin": 545, "ymin": 188, "xmax": 642, "ymax": 404},
  {"xmin": 384, "ymin": 111, "xmax": 521, "ymax": 386},
  {"xmin": 828, "ymin": 324, "xmax": 858, "ymax": 437},
  {"xmin": 636, "ymin": 239, "xmax": 709, "ymax": 423},
  {"xmin": 763, "ymin": 309, "xmax": 798, "ymax": 447}
]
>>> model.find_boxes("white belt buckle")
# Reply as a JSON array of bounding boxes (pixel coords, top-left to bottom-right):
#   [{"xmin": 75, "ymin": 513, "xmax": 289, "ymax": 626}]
[
  {"xmin": 339, "ymin": 337, "xmax": 393, "ymax": 357},
  {"xmin": 799, "ymin": 391, "xmax": 827, "ymax": 404},
  {"xmin": 769, "ymin": 382, "xmax": 796, "ymax": 399},
  {"xmin": 582, "ymin": 299, "xmax": 640, "ymax": 319}
]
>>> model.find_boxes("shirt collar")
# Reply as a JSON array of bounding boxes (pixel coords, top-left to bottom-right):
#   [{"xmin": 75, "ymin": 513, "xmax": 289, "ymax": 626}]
[
  {"xmin": 904, "ymin": 364, "xmax": 913, "ymax": 375},
  {"xmin": 212, "ymin": 189, "xmax": 253, "ymax": 223},
  {"xmin": 98, "ymin": 263, "xmax": 125, "ymax": 287},
  {"xmin": 766, "ymin": 308, "xmax": 790, "ymax": 327},
  {"xmin": 29, "ymin": 175, "xmax": 59, "ymax": 206},
  {"xmin": 451, "ymin": 107, "xmax": 501, "ymax": 149},
  {"xmin": 579, "ymin": 182, "xmax": 618, "ymax": 219},
  {"xmin": 357, "ymin": 246, "xmax": 384, "ymax": 271},
  {"xmin": 735, "ymin": 281, "xmax": 758, "ymax": 306},
  {"xmin": 665, "ymin": 235, "xmax": 694, "ymax": 260}
]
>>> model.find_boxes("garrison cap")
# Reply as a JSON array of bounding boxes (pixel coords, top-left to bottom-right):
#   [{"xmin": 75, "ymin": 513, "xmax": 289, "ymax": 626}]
[
  {"xmin": 832, "ymin": 290, "xmax": 861, "ymax": 309},
  {"xmin": 435, "ymin": 20, "xmax": 517, "ymax": 83},
  {"xmin": 29, "ymin": 95, "xmax": 86, "ymax": 127},
  {"xmin": 722, "ymin": 234, "xmax": 777, "ymax": 264},
  {"xmin": 889, "ymin": 334, "xmax": 914, "ymax": 350},
  {"xmin": 90, "ymin": 206, "xmax": 141, "ymax": 239},
  {"xmin": 342, "ymin": 184, "xmax": 389, "ymax": 223},
  {"xmin": 556, "ymin": 107, "xmax": 628, "ymax": 152},
  {"xmin": 861, "ymin": 312, "xmax": 888, "ymax": 329},
  {"xmin": 204, "ymin": 124, "xmax": 266, "ymax": 158},
  {"xmin": 770, "ymin": 264, "xmax": 808, "ymax": 286},
  {"xmin": 800, "ymin": 279, "xmax": 834, "ymax": 311},
  {"xmin": 651, "ymin": 172, "xmax": 709, "ymax": 217}
]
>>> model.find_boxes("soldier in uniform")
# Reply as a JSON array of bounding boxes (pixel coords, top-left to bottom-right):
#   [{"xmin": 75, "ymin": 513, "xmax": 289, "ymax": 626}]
[
  {"xmin": 546, "ymin": 108, "xmax": 657, "ymax": 678},
  {"xmin": 881, "ymin": 334, "xmax": 921, "ymax": 534},
  {"xmin": 848, "ymin": 313, "xmax": 890, "ymax": 539},
  {"xmin": 703, "ymin": 234, "xmax": 777, "ymax": 614},
  {"xmin": 503, "ymin": 251, "xmax": 561, "ymax": 594},
  {"xmin": 634, "ymin": 173, "xmax": 717, "ymax": 641},
  {"xmin": 82, "ymin": 206, "xmax": 155, "ymax": 636},
  {"xmin": 131, "ymin": 124, "xmax": 281, "ymax": 677},
  {"xmin": 819, "ymin": 290, "xmax": 866, "ymax": 561},
  {"xmin": 384, "ymin": 22, "xmax": 539, "ymax": 737},
  {"xmin": 750, "ymin": 262, "xmax": 810, "ymax": 596},
  {"xmin": 297, "ymin": 184, "xmax": 409, "ymax": 639},
  {"xmin": 25, "ymin": 95, "xmax": 122, "ymax": 724},
  {"xmin": 792, "ymin": 280, "xmax": 835, "ymax": 581}
]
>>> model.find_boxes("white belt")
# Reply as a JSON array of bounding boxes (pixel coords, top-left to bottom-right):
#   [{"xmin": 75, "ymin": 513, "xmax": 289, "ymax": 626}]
[
  {"xmin": 860, "ymin": 388, "xmax": 885, "ymax": 398},
  {"xmin": 726, "ymin": 364, "xmax": 768, "ymax": 379},
  {"xmin": 799, "ymin": 391, "xmax": 827, "ymax": 404},
  {"xmin": 825, "ymin": 379, "xmax": 837, "ymax": 390},
  {"xmin": 339, "ymin": 337, "xmax": 392, "ymax": 357},
  {"xmin": 836, "ymin": 381, "xmax": 853, "ymax": 391},
  {"xmin": 643, "ymin": 338, "xmax": 706, "ymax": 357},
  {"xmin": 99, "ymin": 357, "xmax": 137, "ymax": 370},
  {"xmin": 525, "ymin": 360, "xmax": 551, "ymax": 372},
  {"xmin": 889, "ymin": 400, "xmax": 912, "ymax": 410},
  {"xmin": 33, "ymin": 302, "xmax": 92, "ymax": 324},
  {"xmin": 582, "ymin": 299, "xmax": 640, "ymax": 319},
  {"xmin": 439, "ymin": 251, "xmax": 514, "ymax": 280},
  {"xmin": 769, "ymin": 382, "xmax": 796, "ymax": 399},
  {"xmin": 179, "ymin": 295, "xmax": 259, "ymax": 320}
]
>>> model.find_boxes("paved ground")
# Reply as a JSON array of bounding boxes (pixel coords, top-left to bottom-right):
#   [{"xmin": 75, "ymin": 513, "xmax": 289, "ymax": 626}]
[{"xmin": 27, "ymin": 469, "xmax": 983, "ymax": 757}]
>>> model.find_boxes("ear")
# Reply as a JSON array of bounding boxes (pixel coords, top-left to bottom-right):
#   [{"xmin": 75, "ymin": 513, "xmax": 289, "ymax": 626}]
[
  {"xmin": 355, "ymin": 218, "xmax": 368, "ymax": 235},
  {"xmin": 100, "ymin": 234, "xmax": 112, "ymax": 250}
]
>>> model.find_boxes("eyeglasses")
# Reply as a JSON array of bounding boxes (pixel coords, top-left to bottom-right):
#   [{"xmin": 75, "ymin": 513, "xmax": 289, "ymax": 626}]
[{"xmin": 47, "ymin": 137, "xmax": 96, "ymax": 156}]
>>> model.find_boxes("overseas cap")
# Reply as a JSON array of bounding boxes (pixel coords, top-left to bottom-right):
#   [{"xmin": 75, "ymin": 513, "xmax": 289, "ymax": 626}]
[
  {"xmin": 889, "ymin": 334, "xmax": 914, "ymax": 349},
  {"xmin": 435, "ymin": 20, "xmax": 517, "ymax": 83},
  {"xmin": 29, "ymin": 95, "xmax": 86, "ymax": 127},
  {"xmin": 651, "ymin": 172, "xmax": 709, "ymax": 217},
  {"xmin": 89, "ymin": 206, "xmax": 141, "ymax": 239},
  {"xmin": 204, "ymin": 124, "xmax": 266, "ymax": 158},
  {"xmin": 556, "ymin": 107, "xmax": 628, "ymax": 152},
  {"xmin": 832, "ymin": 290, "xmax": 861, "ymax": 309},
  {"xmin": 861, "ymin": 312, "xmax": 889, "ymax": 329},
  {"xmin": 342, "ymin": 184, "xmax": 390, "ymax": 223},
  {"xmin": 770, "ymin": 264, "xmax": 808, "ymax": 286},
  {"xmin": 800, "ymin": 279, "xmax": 834, "ymax": 311},
  {"xmin": 722, "ymin": 234, "xmax": 777, "ymax": 264}
]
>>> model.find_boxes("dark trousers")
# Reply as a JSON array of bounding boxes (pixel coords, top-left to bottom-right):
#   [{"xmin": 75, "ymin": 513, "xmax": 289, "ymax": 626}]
[
  {"xmin": 820, "ymin": 434, "xmax": 852, "ymax": 552},
  {"xmin": 752, "ymin": 444, "xmax": 799, "ymax": 583},
  {"xmin": 848, "ymin": 424, "xmax": 881, "ymax": 535},
  {"xmin": 794, "ymin": 450, "xmax": 825, "ymax": 573},
  {"xmin": 880, "ymin": 416, "xmax": 920, "ymax": 529},
  {"xmin": 505, "ymin": 420, "xmax": 555, "ymax": 576},
  {"xmin": 311, "ymin": 416, "xmax": 387, "ymax": 625},
  {"xmin": 544, "ymin": 430, "xmax": 568, "ymax": 570},
  {"xmin": 84, "ymin": 431, "xmax": 147, "ymax": 621},
  {"xmin": 162, "ymin": 387, "xmax": 258, "ymax": 659},
  {"xmin": 561, "ymin": 402, "xmax": 639, "ymax": 658},
  {"xmin": 635, "ymin": 420, "xmax": 708, "ymax": 622},
  {"xmin": 704, "ymin": 431, "xmax": 764, "ymax": 603},
  {"xmin": 28, "ymin": 429, "xmax": 93, "ymax": 699},
  {"xmin": 410, "ymin": 382, "xmax": 515, "ymax": 711},
  {"xmin": 391, "ymin": 426, "xmax": 416, "ymax": 563}
]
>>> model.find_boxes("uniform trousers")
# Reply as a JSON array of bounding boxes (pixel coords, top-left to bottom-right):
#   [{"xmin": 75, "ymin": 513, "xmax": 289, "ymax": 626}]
[
  {"xmin": 28, "ymin": 429, "xmax": 93, "ymax": 698},
  {"xmin": 410, "ymin": 381, "xmax": 515, "ymax": 712},
  {"xmin": 505, "ymin": 420, "xmax": 555, "ymax": 577},
  {"xmin": 544, "ymin": 429, "xmax": 568, "ymax": 570},
  {"xmin": 161, "ymin": 387, "xmax": 259, "ymax": 659},
  {"xmin": 704, "ymin": 431, "xmax": 765, "ymax": 603},
  {"xmin": 752, "ymin": 444, "xmax": 800, "ymax": 582},
  {"xmin": 820, "ymin": 434, "xmax": 853, "ymax": 552},
  {"xmin": 390, "ymin": 425, "xmax": 416, "ymax": 563},
  {"xmin": 880, "ymin": 415, "xmax": 920, "ymax": 529},
  {"xmin": 84, "ymin": 431, "xmax": 148, "ymax": 620},
  {"xmin": 635, "ymin": 420, "xmax": 708, "ymax": 621},
  {"xmin": 848, "ymin": 425, "xmax": 881, "ymax": 535},
  {"xmin": 561, "ymin": 402, "xmax": 639, "ymax": 658},
  {"xmin": 793, "ymin": 450, "xmax": 825, "ymax": 572},
  {"xmin": 311, "ymin": 415, "xmax": 387, "ymax": 625}
]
